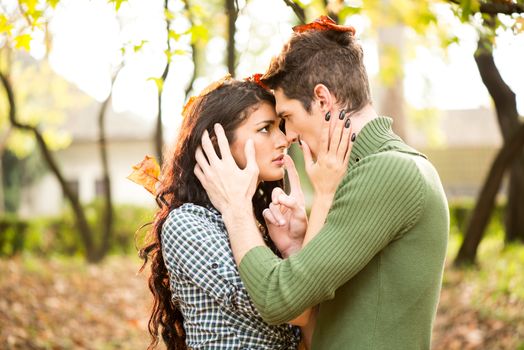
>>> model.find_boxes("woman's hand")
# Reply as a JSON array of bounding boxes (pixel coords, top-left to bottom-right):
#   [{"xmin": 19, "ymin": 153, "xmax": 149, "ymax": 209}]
[
  {"xmin": 194, "ymin": 124, "xmax": 259, "ymax": 215},
  {"xmin": 263, "ymin": 155, "xmax": 307, "ymax": 257},
  {"xmin": 302, "ymin": 109, "xmax": 354, "ymax": 201}
]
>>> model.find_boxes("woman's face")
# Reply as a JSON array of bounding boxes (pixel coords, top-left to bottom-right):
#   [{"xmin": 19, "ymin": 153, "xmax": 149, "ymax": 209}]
[{"xmin": 230, "ymin": 102, "xmax": 288, "ymax": 182}]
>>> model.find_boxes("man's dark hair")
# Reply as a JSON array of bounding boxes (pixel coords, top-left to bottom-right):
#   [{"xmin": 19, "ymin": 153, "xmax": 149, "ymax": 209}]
[{"xmin": 261, "ymin": 29, "xmax": 371, "ymax": 113}]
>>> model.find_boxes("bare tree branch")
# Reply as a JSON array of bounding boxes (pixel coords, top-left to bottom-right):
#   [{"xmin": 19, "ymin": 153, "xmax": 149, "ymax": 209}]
[
  {"xmin": 447, "ymin": 0, "xmax": 524, "ymax": 15},
  {"xmin": 283, "ymin": 0, "xmax": 306, "ymax": 24}
]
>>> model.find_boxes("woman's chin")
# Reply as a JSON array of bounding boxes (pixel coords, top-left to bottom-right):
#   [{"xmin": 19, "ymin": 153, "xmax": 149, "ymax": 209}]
[{"xmin": 259, "ymin": 168, "xmax": 285, "ymax": 182}]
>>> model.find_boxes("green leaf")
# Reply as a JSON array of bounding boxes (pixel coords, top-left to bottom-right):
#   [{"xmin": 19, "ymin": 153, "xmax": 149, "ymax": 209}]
[
  {"xmin": 168, "ymin": 29, "xmax": 182, "ymax": 41},
  {"xmin": 339, "ymin": 6, "xmax": 362, "ymax": 23},
  {"xmin": 133, "ymin": 40, "xmax": 148, "ymax": 52},
  {"xmin": 147, "ymin": 77, "xmax": 164, "ymax": 92},
  {"xmin": 15, "ymin": 34, "xmax": 32, "ymax": 51},
  {"xmin": 189, "ymin": 24, "xmax": 209, "ymax": 44},
  {"xmin": 0, "ymin": 14, "xmax": 14, "ymax": 35},
  {"xmin": 165, "ymin": 9, "xmax": 176, "ymax": 21},
  {"xmin": 47, "ymin": 0, "xmax": 60, "ymax": 9},
  {"xmin": 108, "ymin": 0, "xmax": 127, "ymax": 11}
]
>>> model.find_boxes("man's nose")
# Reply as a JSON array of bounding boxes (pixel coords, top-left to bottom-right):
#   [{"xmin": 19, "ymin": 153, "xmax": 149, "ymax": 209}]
[{"xmin": 285, "ymin": 130, "xmax": 298, "ymax": 145}]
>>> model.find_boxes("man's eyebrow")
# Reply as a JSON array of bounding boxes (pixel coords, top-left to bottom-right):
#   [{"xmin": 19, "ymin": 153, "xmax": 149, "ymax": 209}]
[{"xmin": 277, "ymin": 110, "xmax": 288, "ymax": 118}]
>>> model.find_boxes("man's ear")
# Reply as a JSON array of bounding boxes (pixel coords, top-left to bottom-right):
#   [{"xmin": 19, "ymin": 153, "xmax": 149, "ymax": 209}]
[{"xmin": 313, "ymin": 84, "xmax": 334, "ymax": 112}]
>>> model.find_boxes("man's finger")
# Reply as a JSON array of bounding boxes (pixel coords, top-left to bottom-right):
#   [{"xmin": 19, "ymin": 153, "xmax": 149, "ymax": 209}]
[
  {"xmin": 283, "ymin": 155, "xmax": 303, "ymax": 197},
  {"xmin": 330, "ymin": 114, "xmax": 345, "ymax": 155},
  {"xmin": 338, "ymin": 120, "xmax": 352, "ymax": 161},
  {"xmin": 214, "ymin": 123, "xmax": 234, "ymax": 162},
  {"xmin": 301, "ymin": 140, "xmax": 314, "ymax": 174},
  {"xmin": 318, "ymin": 111, "xmax": 330, "ymax": 156},
  {"xmin": 201, "ymin": 130, "xmax": 220, "ymax": 165}
]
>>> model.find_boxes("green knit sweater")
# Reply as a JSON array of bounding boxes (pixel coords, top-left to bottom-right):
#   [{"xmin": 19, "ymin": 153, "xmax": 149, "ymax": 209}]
[{"xmin": 238, "ymin": 117, "xmax": 449, "ymax": 350}]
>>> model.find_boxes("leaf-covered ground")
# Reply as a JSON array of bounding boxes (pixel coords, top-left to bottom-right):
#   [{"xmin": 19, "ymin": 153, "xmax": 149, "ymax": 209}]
[{"xmin": 1, "ymin": 234, "xmax": 523, "ymax": 349}]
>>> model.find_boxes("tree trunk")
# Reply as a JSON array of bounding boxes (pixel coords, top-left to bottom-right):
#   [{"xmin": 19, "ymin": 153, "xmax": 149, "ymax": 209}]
[
  {"xmin": 455, "ymin": 33, "xmax": 524, "ymax": 265},
  {"xmin": 155, "ymin": 0, "xmax": 172, "ymax": 166},
  {"xmin": 506, "ymin": 157, "xmax": 524, "ymax": 242},
  {"xmin": 97, "ymin": 92, "xmax": 115, "ymax": 259},
  {"xmin": 226, "ymin": 0, "xmax": 237, "ymax": 76},
  {"xmin": 473, "ymin": 34, "xmax": 524, "ymax": 243},
  {"xmin": 0, "ymin": 71, "xmax": 99, "ymax": 261},
  {"xmin": 455, "ymin": 123, "xmax": 524, "ymax": 266}
]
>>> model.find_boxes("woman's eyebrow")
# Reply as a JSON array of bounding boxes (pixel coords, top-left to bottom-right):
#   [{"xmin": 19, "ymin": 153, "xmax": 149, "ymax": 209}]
[{"xmin": 255, "ymin": 119, "xmax": 275, "ymax": 125}]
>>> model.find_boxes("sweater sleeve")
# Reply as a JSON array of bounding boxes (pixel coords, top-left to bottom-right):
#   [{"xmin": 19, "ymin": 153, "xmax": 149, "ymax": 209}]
[{"xmin": 238, "ymin": 152, "xmax": 426, "ymax": 325}]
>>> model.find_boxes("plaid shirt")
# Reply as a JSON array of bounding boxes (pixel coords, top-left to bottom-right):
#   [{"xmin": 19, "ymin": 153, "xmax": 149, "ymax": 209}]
[{"xmin": 161, "ymin": 203, "xmax": 301, "ymax": 350}]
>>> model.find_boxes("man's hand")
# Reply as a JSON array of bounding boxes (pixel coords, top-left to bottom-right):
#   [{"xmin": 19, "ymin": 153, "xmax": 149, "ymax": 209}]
[
  {"xmin": 194, "ymin": 123, "xmax": 259, "ymax": 215},
  {"xmin": 263, "ymin": 155, "xmax": 308, "ymax": 257}
]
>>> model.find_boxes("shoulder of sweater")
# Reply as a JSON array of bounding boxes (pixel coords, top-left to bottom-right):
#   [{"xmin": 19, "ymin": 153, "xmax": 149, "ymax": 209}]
[{"xmin": 341, "ymin": 149, "xmax": 426, "ymax": 201}]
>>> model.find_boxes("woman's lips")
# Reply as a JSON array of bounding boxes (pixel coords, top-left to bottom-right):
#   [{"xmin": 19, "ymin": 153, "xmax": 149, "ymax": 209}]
[{"xmin": 272, "ymin": 154, "xmax": 285, "ymax": 166}]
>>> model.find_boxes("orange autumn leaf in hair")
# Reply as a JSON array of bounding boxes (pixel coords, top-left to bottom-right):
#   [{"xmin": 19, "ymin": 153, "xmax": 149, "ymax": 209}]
[
  {"xmin": 293, "ymin": 15, "xmax": 356, "ymax": 35},
  {"xmin": 127, "ymin": 155, "xmax": 161, "ymax": 195},
  {"xmin": 181, "ymin": 74, "xmax": 233, "ymax": 117},
  {"xmin": 245, "ymin": 73, "xmax": 269, "ymax": 90}
]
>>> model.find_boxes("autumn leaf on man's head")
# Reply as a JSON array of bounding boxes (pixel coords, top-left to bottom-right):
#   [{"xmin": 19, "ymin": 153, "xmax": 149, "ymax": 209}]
[{"xmin": 127, "ymin": 155, "xmax": 160, "ymax": 195}]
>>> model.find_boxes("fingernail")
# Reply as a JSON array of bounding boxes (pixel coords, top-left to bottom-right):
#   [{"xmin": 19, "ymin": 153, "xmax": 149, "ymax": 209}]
[
  {"xmin": 345, "ymin": 118, "xmax": 351, "ymax": 128},
  {"xmin": 351, "ymin": 133, "xmax": 356, "ymax": 142},
  {"xmin": 339, "ymin": 109, "xmax": 346, "ymax": 120},
  {"xmin": 325, "ymin": 111, "xmax": 331, "ymax": 121}
]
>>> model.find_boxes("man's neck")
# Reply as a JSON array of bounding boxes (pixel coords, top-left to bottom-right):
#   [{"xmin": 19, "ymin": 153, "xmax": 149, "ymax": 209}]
[{"xmin": 347, "ymin": 104, "xmax": 378, "ymax": 136}]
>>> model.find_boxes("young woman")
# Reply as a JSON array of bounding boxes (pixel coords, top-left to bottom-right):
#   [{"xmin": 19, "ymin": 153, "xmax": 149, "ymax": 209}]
[{"xmin": 140, "ymin": 77, "xmax": 352, "ymax": 349}]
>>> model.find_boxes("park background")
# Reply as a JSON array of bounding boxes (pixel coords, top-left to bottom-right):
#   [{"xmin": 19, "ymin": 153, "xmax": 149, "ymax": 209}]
[{"xmin": 1, "ymin": 0, "xmax": 524, "ymax": 348}]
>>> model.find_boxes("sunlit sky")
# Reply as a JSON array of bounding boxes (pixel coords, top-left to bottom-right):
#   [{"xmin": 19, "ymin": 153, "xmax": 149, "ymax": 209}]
[{"xmin": 19, "ymin": 0, "xmax": 524, "ymax": 135}]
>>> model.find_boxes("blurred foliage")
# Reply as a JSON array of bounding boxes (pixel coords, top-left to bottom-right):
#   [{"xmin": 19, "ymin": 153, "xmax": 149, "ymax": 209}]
[
  {"xmin": 0, "ymin": 202, "xmax": 154, "ymax": 257},
  {"xmin": 1, "ymin": 149, "xmax": 47, "ymax": 212}
]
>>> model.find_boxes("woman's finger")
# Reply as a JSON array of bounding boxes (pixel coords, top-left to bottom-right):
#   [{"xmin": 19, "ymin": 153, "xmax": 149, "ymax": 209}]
[
  {"xmin": 214, "ymin": 123, "xmax": 234, "ymax": 163},
  {"xmin": 272, "ymin": 187, "xmax": 286, "ymax": 204},
  {"xmin": 201, "ymin": 130, "xmax": 220, "ymax": 165},
  {"xmin": 263, "ymin": 208, "xmax": 278, "ymax": 226},
  {"xmin": 193, "ymin": 164, "xmax": 206, "ymax": 187},
  {"xmin": 269, "ymin": 202, "xmax": 286, "ymax": 226},
  {"xmin": 195, "ymin": 146, "xmax": 212, "ymax": 175}
]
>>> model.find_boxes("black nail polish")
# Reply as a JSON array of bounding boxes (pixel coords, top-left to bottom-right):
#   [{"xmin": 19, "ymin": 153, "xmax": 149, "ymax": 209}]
[
  {"xmin": 339, "ymin": 109, "xmax": 346, "ymax": 120},
  {"xmin": 345, "ymin": 118, "xmax": 351, "ymax": 128},
  {"xmin": 351, "ymin": 133, "xmax": 356, "ymax": 142},
  {"xmin": 325, "ymin": 111, "xmax": 331, "ymax": 121}
]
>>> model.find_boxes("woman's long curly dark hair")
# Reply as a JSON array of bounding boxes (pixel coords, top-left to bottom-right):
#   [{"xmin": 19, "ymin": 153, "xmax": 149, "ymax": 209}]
[{"xmin": 139, "ymin": 79, "xmax": 283, "ymax": 350}]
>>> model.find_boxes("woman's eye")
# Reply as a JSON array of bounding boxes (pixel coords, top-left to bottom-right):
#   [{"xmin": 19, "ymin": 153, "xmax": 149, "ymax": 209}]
[{"xmin": 258, "ymin": 126, "xmax": 269, "ymax": 133}]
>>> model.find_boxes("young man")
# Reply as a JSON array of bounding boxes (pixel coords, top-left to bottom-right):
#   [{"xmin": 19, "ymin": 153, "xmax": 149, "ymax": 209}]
[{"xmin": 195, "ymin": 16, "xmax": 449, "ymax": 350}]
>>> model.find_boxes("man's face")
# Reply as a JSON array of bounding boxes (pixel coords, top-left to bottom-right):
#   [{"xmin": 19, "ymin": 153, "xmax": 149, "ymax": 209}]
[{"xmin": 274, "ymin": 88, "xmax": 323, "ymax": 159}]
